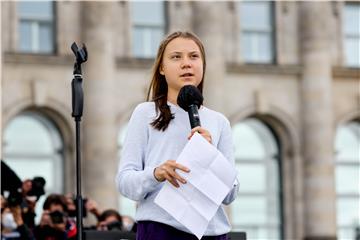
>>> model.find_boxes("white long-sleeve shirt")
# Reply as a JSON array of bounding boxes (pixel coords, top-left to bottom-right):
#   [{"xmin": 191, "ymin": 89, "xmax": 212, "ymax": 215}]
[{"xmin": 115, "ymin": 101, "xmax": 239, "ymax": 236}]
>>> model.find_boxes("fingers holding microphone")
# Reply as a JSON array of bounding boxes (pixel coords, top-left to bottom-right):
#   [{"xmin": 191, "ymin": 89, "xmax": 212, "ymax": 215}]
[
  {"xmin": 154, "ymin": 160, "xmax": 190, "ymax": 188},
  {"xmin": 188, "ymin": 126, "xmax": 212, "ymax": 144}
]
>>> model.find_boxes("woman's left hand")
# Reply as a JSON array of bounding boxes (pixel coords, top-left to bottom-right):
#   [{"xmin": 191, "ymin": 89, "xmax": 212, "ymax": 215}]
[{"xmin": 188, "ymin": 126, "xmax": 212, "ymax": 144}]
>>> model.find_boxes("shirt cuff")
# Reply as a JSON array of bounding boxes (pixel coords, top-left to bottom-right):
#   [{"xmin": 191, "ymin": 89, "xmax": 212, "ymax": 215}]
[{"xmin": 143, "ymin": 166, "xmax": 161, "ymax": 190}]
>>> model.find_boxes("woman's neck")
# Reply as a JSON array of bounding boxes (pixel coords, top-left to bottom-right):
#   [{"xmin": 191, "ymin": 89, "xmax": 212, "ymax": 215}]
[{"xmin": 167, "ymin": 90, "xmax": 178, "ymax": 106}]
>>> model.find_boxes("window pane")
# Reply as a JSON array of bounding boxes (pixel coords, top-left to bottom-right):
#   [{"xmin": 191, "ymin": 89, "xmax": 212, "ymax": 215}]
[
  {"xmin": 335, "ymin": 123, "xmax": 360, "ymax": 161},
  {"xmin": 120, "ymin": 197, "xmax": 137, "ymax": 217},
  {"xmin": 131, "ymin": 1, "xmax": 164, "ymax": 58},
  {"xmin": 242, "ymin": 32, "xmax": 272, "ymax": 63},
  {"xmin": 131, "ymin": 1, "xmax": 164, "ymax": 26},
  {"xmin": 17, "ymin": 1, "xmax": 54, "ymax": 53},
  {"xmin": 344, "ymin": 4, "xmax": 360, "ymax": 35},
  {"xmin": 344, "ymin": 4, "xmax": 360, "ymax": 67},
  {"xmin": 19, "ymin": 21, "xmax": 32, "ymax": 52},
  {"xmin": 242, "ymin": 33, "xmax": 256, "ymax": 62},
  {"xmin": 233, "ymin": 123, "xmax": 266, "ymax": 159},
  {"xmin": 4, "ymin": 115, "xmax": 54, "ymax": 154},
  {"xmin": 150, "ymin": 28, "xmax": 164, "ymax": 56},
  {"xmin": 336, "ymin": 166, "xmax": 360, "ymax": 194},
  {"xmin": 257, "ymin": 33, "xmax": 272, "ymax": 62},
  {"xmin": 18, "ymin": 1, "xmax": 53, "ymax": 20},
  {"xmin": 238, "ymin": 1, "xmax": 274, "ymax": 63},
  {"xmin": 237, "ymin": 164, "xmax": 266, "ymax": 193},
  {"xmin": 233, "ymin": 197, "xmax": 267, "ymax": 225},
  {"xmin": 337, "ymin": 227, "xmax": 358, "ymax": 240},
  {"xmin": 336, "ymin": 121, "xmax": 360, "ymax": 238},
  {"xmin": 240, "ymin": 1, "xmax": 271, "ymax": 30},
  {"xmin": 344, "ymin": 38, "xmax": 360, "ymax": 67},
  {"xmin": 4, "ymin": 157, "xmax": 55, "ymax": 191},
  {"xmin": 133, "ymin": 27, "xmax": 163, "ymax": 58},
  {"xmin": 268, "ymin": 158, "xmax": 280, "ymax": 193},
  {"xmin": 232, "ymin": 118, "xmax": 281, "ymax": 239},
  {"xmin": 337, "ymin": 198, "xmax": 360, "ymax": 226},
  {"xmin": 39, "ymin": 23, "xmax": 53, "ymax": 53}
]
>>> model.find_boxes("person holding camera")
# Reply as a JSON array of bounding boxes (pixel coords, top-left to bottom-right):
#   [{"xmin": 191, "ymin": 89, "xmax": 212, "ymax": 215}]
[
  {"xmin": 1, "ymin": 195, "xmax": 35, "ymax": 240},
  {"xmin": 33, "ymin": 194, "xmax": 77, "ymax": 240},
  {"xmin": 64, "ymin": 193, "xmax": 101, "ymax": 222},
  {"xmin": 1, "ymin": 161, "xmax": 46, "ymax": 231},
  {"xmin": 21, "ymin": 177, "xmax": 46, "ymax": 230},
  {"xmin": 96, "ymin": 209, "xmax": 123, "ymax": 231}
]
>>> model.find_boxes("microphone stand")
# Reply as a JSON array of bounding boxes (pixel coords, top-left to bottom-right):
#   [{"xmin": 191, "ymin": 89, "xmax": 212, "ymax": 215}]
[{"xmin": 71, "ymin": 42, "xmax": 87, "ymax": 240}]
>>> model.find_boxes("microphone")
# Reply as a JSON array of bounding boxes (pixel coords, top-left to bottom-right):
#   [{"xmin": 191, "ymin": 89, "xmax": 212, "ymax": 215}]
[{"xmin": 177, "ymin": 85, "xmax": 204, "ymax": 129}]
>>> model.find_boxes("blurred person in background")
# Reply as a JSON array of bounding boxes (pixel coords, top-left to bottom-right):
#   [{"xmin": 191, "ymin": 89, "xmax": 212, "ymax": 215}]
[
  {"xmin": 64, "ymin": 193, "xmax": 102, "ymax": 222},
  {"xmin": 96, "ymin": 209, "xmax": 123, "ymax": 231},
  {"xmin": 1, "ymin": 161, "xmax": 46, "ymax": 230},
  {"xmin": 1, "ymin": 195, "xmax": 35, "ymax": 240},
  {"xmin": 33, "ymin": 194, "xmax": 76, "ymax": 240}
]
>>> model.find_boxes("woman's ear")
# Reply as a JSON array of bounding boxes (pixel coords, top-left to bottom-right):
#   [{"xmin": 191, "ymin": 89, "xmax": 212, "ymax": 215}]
[{"xmin": 159, "ymin": 65, "xmax": 164, "ymax": 75}]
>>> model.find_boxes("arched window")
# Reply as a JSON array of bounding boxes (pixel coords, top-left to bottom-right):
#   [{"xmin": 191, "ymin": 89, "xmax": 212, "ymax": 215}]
[
  {"xmin": 117, "ymin": 123, "xmax": 137, "ymax": 217},
  {"xmin": 335, "ymin": 121, "xmax": 360, "ymax": 239},
  {"xmin": 3, "ymin": 112, "xmax": 64, "ymax": 222},
  {"xmin": 130, "ymin": 1, "xmax": 165, "ymax": 58},
  {"xmin": 231, "ymin": 118, "xmax": 283, "ymax": 239}
]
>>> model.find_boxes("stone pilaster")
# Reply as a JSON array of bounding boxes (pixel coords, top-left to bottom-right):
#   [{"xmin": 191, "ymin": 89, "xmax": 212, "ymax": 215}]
[
  {"xmin": 192, "ymin": 2, "xmax": 226, "ymax": 111},
  {"xmin": 81, "ymin": 2, "xmax": 118, "ymax": 209},
  {"xmin": 167, "ymin": 1, "xmax": 193, "ymax": 32},
  {"xmin": 299, "ymin": 2, "xmax": 337, "ymax": 239}
]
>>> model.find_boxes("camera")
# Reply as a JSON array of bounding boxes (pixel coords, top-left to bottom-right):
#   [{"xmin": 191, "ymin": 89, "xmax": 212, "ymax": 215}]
[
  {"xmin": 7, "ymin": 190, "xmax": 23, "ymax": 208},
  {"xmin": 49, "ymin": 210, "xmax": 65, "ymax": 224},
  {"xmin": 27, "ymin": 177, "xmax": 46, "ymax": 200},
  {"xmin": 107, "ymin": 221, "xmax": 123, "ymax": 231}
]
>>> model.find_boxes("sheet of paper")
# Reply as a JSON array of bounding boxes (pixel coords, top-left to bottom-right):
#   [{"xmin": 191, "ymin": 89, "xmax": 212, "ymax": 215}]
[{"xmin": 154, "ymin": 132, "xmax": 237, "ymax": 239}]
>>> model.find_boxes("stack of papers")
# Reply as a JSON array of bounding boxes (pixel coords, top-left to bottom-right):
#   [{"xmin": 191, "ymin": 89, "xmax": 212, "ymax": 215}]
[{"xmin": 154, "ymin": 132, "xmax": 237, "ymax": 239}]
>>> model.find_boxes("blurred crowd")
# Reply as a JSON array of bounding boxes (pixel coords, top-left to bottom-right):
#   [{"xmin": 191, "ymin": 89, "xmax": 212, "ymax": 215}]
[{"xmin": 1, "ymin": 161, "xmax": 136, "ymax": 240}]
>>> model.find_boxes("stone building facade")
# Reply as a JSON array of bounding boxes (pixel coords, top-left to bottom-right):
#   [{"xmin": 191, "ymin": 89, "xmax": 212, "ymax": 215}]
[{"xmin": 1, "ymin": 1, "xmax": 359, "ymax": 240}]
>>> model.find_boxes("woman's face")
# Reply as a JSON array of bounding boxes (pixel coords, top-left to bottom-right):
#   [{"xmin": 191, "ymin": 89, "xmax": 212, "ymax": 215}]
[{"xmin": 160, "ymin": 37, "xmax": 203, "ymax": 98}]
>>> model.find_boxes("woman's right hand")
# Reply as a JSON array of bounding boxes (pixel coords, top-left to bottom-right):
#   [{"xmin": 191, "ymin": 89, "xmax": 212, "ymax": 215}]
[{"xmin": 154, "ymin": 160, "xmax": 190, "ymax": 188}]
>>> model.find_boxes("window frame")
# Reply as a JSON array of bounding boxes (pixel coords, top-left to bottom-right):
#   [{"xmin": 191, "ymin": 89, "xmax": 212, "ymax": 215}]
[
  {"xmin": 335, "ymin": 121, "xmax": 360, "ymax": 239},
  {"xmin": 343, "ymin": 2, "xmax": 360, "ymax": 68},
  {"xmin": 238, "ymin": 1, "xmax": 276, "ymax": 64},
  {"xmin": 130, "ymin": 0, "xmax": 167, "ymax": 59},
  {"xmin": 17, "ymin": 0, "xmax": 57, "ymax": 54},
  {"xmin": 231, "ymin": 118, "xmax": 284, "ymax": 239}
]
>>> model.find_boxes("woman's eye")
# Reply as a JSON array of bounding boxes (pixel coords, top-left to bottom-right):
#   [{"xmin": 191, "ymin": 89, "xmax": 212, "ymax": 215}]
[
  {"xmin": 171, "ymin": 55, "xmax": 181, "ymax": 59},
  {"xmin": 191, "ymin": 54, "xmax": 200, "ymax": 59}
]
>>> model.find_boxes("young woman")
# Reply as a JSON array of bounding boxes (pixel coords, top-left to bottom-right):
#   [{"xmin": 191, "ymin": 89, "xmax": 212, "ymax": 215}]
[{"xmin": 116, "ymin": 31, "xmax": 238, "ymax": 240}]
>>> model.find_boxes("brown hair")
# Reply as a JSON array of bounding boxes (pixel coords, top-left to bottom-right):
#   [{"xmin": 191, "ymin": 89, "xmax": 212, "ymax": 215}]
[
  {"xmin": 146, "ymin": 31, "xmax": 206, "ymax": 131},
  {"xmin": 43, "ymin": 194, "xmax": 67, "ymax": 212}
]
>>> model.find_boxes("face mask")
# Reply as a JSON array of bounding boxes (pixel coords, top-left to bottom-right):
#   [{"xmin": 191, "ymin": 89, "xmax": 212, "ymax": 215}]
[{"xmin": 2, "ymin": 212, "xmax": 17, "ymax": 230}]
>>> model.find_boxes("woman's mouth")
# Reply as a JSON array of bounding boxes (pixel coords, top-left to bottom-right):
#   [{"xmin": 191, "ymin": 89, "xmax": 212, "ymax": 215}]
[{"xmin": 180, "ymin": 73, "xmax": 194, "ymax": 78}]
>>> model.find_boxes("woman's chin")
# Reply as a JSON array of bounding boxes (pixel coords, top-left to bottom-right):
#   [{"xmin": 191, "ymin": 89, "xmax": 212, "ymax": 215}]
[{"xmin": 181, "ymin": 81, "xmax": 199, "ymax": 87}]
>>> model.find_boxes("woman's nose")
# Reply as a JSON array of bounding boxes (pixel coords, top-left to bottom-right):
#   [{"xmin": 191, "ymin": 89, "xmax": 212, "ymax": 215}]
[{"xmin": 181, "ymin": 57, "xmax": 192, "ymax": 68}]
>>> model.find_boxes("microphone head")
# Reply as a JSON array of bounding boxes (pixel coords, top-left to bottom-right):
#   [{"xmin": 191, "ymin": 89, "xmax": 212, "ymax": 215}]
[{"xmin": 177, "ymin": 85, "xmax": 203, "ymax": 112}]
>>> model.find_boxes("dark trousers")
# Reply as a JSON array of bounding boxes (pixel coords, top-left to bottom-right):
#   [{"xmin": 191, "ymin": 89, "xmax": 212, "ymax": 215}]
[{"xmin": 136, "ymin": 221, "xmax": 229, "ymax": 240}]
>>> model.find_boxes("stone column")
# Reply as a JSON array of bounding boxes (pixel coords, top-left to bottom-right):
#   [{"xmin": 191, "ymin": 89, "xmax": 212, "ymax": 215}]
[
  {"xmin": 81, "ymin": 2, "xmax": 118, "ymax": 209},
  {"xmin": 299, "ymin": 2, "xmax": 337, "ymax": 239},
  {"xmin": 167, "ymin": 1, "xmax": 193, "ymax": 32},
  {"xmin": 192, "ymin": 2, "xmax": 226, "ymax": 111}
]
